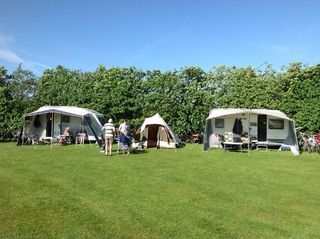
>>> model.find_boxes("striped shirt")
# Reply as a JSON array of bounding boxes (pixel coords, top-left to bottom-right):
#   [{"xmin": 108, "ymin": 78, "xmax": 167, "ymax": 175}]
[{"xmin": 102, "ymin": 123, "xmax": 115, "ymax": 138}]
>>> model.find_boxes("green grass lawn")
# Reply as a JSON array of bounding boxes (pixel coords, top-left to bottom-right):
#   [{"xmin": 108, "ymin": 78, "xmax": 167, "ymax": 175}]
[{"xmin": 1, "ymin": 142, "xmax": 320, "ymax": 239}]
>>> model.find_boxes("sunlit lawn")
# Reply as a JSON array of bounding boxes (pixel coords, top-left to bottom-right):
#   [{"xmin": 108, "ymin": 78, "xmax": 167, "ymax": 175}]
[{"xmin": 1, "ymin": 142, "xmax": 320, "ymax": 239}]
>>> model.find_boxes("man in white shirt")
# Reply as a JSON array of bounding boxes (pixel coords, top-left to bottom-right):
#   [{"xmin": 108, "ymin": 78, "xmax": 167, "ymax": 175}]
[
  {"xmin": 101, "ymin": 119, "xmax": 115, "ymax": 156},
  {"xmin": 119, "ymin": 119, "xmax": 129, "ymax": 135}
]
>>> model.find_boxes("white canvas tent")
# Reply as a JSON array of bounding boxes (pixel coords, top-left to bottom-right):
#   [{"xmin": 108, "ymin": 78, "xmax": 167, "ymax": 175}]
[
  {"xmin": 17, "ymin": 106, "xmax": 105, "ymax": 147},
  {"xmin": 204, "ymin": 108, "xmax": 299, "ymax": 155},
  {"xmin": 139, "ymin": 113, "xmax": 181, "ymax": 148}
]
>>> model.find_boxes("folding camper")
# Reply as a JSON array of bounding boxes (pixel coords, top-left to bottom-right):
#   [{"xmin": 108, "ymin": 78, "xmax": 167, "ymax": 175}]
[
  {"xmin": 17, "ymin": 106, "xmax": 105, "ymax": 147},
  {"xmin": 139, "ymin": 113, "xmax": 181, "ymax": 148},
  {"xmin": 203, "ymin": 108, "xmax": 299, "ymax": 155}
]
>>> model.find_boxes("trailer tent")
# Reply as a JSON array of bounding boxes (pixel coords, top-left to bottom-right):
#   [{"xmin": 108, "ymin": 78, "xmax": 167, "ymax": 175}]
[
  {"xmin": 139, "ymin": 113, "xmax": 181, "ymax": 148},
  {"xmin": 17, "ymin": 106, "xmax": 104, "ymax": 147},
  {"xmin": 204, "ymin": 108, "xmax": 299, "ymax": 155}
]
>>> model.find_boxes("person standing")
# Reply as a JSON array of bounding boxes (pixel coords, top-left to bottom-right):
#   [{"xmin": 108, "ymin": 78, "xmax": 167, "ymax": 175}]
[
  {"xmin": 101, "ymin": 118, "xmax": 115, "ymax": 156},
  {"xmin": 119, "ymin": 119, "xmax": 129, "ymax": 135}
]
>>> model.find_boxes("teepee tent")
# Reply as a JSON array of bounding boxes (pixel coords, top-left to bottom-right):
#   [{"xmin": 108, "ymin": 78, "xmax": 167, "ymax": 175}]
[{"xmin": 139, "ymin": 113, "xmax": 180, "ymax": 148}]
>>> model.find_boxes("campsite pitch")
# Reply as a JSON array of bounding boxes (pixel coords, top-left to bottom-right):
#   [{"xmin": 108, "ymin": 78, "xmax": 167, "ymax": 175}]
[{"xmin": 1, "ymin": 142, "xmax": 320, "ymax": 238}]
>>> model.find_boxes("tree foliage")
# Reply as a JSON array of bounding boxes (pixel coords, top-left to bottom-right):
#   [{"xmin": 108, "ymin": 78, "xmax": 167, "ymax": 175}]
[
  {"xmin": 0, "ymin": 62, "xmax": 319, "ymax": 141},
  {"xmin": 0, "ymin": 65, "xmax": 37, "ymax": 139}
]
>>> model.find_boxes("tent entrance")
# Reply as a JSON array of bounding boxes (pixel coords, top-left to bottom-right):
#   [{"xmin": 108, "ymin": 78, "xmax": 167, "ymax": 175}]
[
  {"xmin": 258, "ymin": 115, "xmax": 267, "ymax": 141},
  {"xmin": 46, "ymin": 113, "xmax": 53, "ymax": 137},
  {"xmin": 147, "ymin": 125, "xmax": 159, "ymax": 148}
]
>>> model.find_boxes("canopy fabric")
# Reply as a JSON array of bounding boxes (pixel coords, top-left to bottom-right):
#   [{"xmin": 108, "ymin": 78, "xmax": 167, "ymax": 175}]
[
  {"xmin": 204, "ymin": 108, "xmax": 299, "ymax": 155},
  {"xmin": 25, "ymin": 106, "xmax": 103, "ymax": 118},
  {"xmin": 206, "ymin": 108, "xmax": 293, "ymax": 121},
  {"xmin": 140, "ymin": 113, "xmax": 181, "ymax": 145},
  {"xmin": 18, "ymin": 105, "xmax": 104, "ymax": 148}
]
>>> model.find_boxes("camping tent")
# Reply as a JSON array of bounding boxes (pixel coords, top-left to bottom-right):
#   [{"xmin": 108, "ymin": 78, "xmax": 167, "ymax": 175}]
[
  {"xmin": 17, "ymin": 106, "xmax": 105, "ymax": 147},
  {"xmin": 204, "ymin": 108, "xmax": 299, "ymax": 155},
  {"xmin": 139, "ymin": 113, "xmax": 181, "ymax": 148}
]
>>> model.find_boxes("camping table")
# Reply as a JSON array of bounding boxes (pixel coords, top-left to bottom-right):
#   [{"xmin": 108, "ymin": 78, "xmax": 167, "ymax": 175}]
[
  {"xmin": 41, "ymin": 137, "xmax": 54, "ymax": 144},
  {"xmin": 223, "ymin": 142, "xmax": 243, "ymax": 151}
]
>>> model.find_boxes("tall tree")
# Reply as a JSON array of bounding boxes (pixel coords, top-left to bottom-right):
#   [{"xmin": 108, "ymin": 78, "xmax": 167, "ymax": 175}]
[
  {"xmin": 92, "ymin": 66, "xmax": 145, "ymax": 129},
  {"xmin": 143, "ymin": 70, "xmax": 185, "ymax": 135},
  {"xmin": 0, "ymin": 65, "xmax": 37, "ymax": 139},
  {"xmin": 36, "ymin": 65, "xmax": 81, "ymax": 106}
]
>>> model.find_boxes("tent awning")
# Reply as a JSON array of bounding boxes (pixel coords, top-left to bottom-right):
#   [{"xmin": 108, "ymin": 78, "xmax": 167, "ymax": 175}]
[
  {"xmin": 206, "ymin": 108, "xmax": 293, "ymax": 121},
  {"xmin": 25, "ymin": 106, "xmax": 103, "ymax": 118}
]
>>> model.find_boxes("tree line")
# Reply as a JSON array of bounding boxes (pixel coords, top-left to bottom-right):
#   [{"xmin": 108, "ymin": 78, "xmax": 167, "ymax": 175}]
[{"xmin": 0, "ymin": 62, "xmax": 319, "ymax": 140}]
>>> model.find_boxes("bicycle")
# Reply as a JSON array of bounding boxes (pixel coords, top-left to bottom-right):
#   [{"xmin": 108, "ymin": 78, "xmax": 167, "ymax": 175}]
[{"xmin": 298, "ymin": 131, "xmax": 320, "ymax": 153}]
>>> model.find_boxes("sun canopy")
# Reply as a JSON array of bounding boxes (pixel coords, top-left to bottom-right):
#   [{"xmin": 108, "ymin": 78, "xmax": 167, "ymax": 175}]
[
  {"xmin": 25, "ymin": 106, "xmax": 103, "ymax": 118},
  {"xmin": 206, "ymin": 108, "xmax": 293, "ymax": 121},
  {"xmin": 18, "ymin": 106, "xmax": 104, "ymax": 148},
  {"xmin": 204, "ymin": 108, "xmax": 299, "ymax": 155}
]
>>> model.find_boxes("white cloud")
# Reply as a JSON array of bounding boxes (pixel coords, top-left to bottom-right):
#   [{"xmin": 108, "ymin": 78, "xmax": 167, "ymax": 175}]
[
  {"xmin": 0, "ymin": 33, "xmax": 16, "ymax": 46},
  {"xmin": 27, "ymin": 60, "xmax": 51, "ymax": 69},
  {"xmin": 0, "ymin": 33, "xmax": 52, "ymax": 73},
  {"xmin": 0, "ymin": 48, "xmax": 24, "ymax": 64}
]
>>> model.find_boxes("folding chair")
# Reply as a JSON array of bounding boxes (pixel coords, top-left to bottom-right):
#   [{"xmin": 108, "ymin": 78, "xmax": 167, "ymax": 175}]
[
  {"xmin": 191, "ymin": 133, "xmax": 200, "ymax": 144},
  {"xmin": 76, "ymin": 132, "xmax": 86, "ymax": 146},
  {"xmin": 223, "ymin": 132, "xmax": 243, "ymax": 151},
  {"xmin": 117, "ymin": 134, "xmax": 131, "ymax": 155}
]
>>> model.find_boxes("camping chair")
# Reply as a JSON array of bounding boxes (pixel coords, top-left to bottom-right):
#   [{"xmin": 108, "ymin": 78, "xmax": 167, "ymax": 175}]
[
  {"xmin": 191, "ymin": 133, "xmax": 201, "ymax": 144},
  {"xmin": 223, "ymin": 132, "xmax": 243, "ymax": 151},
  {"xmin": 117, "ymin": 134, "xmax": 131, "ymax": 155},
  {"xmin": 25, "ymin": 135, "xmax": 39, "ymax": 148},
  {"xmin": 58, "ymin": 127, "xmax": 73, "ymax": 145},
  {"xmin": 76, "ymin": 132, "xmax": 86, "ymax": 146}
]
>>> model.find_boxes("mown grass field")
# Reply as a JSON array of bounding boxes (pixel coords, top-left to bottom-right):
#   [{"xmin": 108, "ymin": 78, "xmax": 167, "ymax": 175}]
[{"xmin": 1, "ymin": 142, "xmax": 320, "ymax": 239}]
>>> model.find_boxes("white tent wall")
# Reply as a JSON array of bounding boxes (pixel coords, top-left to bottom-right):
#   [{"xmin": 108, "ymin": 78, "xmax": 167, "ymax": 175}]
[
  {"xmin": 267, "ymin": 116, "xmax": 289, "ymax": 140},
  {"xmin": 204, "ymin": 108, "xmax": 299, "ymax": 155},
  {"xmin": 141, "ymin": 126, "xmax": 177, "ymax": 149},
  {"xmin": 25, "ymin": 114, "xmax": 47, "ymax": 138},
  {"xmin": 18, "ymin": 106, "xmax": 104, "ymax": 146},
  {"xmin": 24, "ymin": 114, "xmax": 94, "ymax": 140},
  {"xmin": 209, "ymin": 115, "xmax": 289, "ymax": 143},
  {"xmin": 53, "ymin": 113, "xmax": 61, "ymax": 136},
  {"xmin": 210, "ymin": 114, "xmax": 250, "ymax": 136},
  {"xmin": 139, "ymin": 113, "xmax": 181, "ymax": 149}
]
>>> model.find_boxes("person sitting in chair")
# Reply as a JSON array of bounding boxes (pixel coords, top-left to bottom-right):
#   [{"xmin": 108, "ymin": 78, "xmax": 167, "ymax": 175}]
[
  {"xmin": 119, "ymin": 130, "xmax": 132, "ymax": 153},
  {"xmin": 59, "ymin": 127, "xmax": 73, "ymax": 144}
]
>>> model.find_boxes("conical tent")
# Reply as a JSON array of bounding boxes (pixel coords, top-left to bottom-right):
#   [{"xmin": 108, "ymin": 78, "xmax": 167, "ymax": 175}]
[{"xmin": 140, "ymin": 113, "xmax": 180, "ymax": 148}]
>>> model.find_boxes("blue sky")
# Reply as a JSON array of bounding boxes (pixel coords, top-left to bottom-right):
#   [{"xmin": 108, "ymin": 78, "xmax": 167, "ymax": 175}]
[{"xmin": 0, "ymin": 0, "xmax": 319, "ymax": 74}]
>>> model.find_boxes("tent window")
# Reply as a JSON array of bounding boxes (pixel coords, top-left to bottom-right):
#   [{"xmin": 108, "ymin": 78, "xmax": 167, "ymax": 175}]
[
  {"xmin": 62, "ymin": 115, "xmax": 70, "ymax": 123},
  {"xmin": 215, "ymin": 118, "xmax": 224, "ymax": 128},
  {"xmin": 269, "ymin": 119, "xmax": 284, "ymax": 129}
]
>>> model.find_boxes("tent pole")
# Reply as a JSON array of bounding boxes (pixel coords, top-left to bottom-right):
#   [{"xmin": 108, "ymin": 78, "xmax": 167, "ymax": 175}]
[
  {"xmin": 248, "ymin": 111, "xmax": 250, "ymax": 156},
  {"xmin": 22, "ymin": 116, "xmax": 25, "ymax": 147}
]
